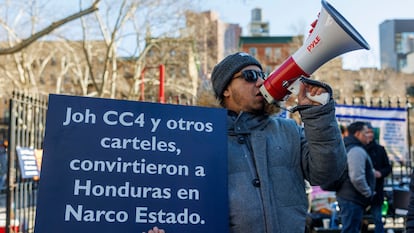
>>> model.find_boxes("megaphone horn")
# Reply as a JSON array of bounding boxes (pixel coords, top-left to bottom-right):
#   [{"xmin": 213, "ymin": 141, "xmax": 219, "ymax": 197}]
[{"xmin": 260, "ymin": 0, "xmax": 370, "ymax": 104}]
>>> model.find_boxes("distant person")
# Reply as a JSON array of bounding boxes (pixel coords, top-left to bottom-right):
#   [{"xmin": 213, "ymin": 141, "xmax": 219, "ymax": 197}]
[
  {"xmin": 0, "ymin": 140, "xmax": 7, "ymax": 190},
  {"xmin": 335, "ymin": 121, "xmax": 376, "ymax": 233},
  {"xmin": 406, "ymin": 171, "xmax": 414, "ymax": 233},
  {"xmin": 365, "ymin": 123, "xmax": 392, "ymax": 233}
]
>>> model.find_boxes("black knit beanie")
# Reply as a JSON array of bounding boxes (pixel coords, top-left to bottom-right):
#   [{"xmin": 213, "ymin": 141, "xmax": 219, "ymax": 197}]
[{"xmin": 211, "ymin": 52, "xmax": 262, "ymax": 101}]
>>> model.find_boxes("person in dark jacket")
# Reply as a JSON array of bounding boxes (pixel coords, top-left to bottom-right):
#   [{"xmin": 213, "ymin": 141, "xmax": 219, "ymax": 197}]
[
  {"xmin": 148, "ymin": 52, "xmax": 347, "ymax": 233},
  {"xmin": 365, "ymin": 123, "xmax": 392, "ymax": 233},
  {"xmin": 336, "ymin": 121, "xmax": 376, "ymax": 233},
  {"xmin": 406, "ymin": 172, "xmax": 414, "ymax": 233},
  {"xmin": 210, "ymin": 52, "xmax": 347, "ymax": 233}
]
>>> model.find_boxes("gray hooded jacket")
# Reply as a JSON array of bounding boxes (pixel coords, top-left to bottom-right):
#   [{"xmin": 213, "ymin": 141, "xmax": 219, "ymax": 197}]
[{"xmin": 227, "ymin": 100, "xmax": 347, "ymax": 233}]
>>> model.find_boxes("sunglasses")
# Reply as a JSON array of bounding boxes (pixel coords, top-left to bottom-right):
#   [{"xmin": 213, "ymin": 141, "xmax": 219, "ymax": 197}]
[{"xmin": 233, "ymin": 70, "xmax": 267, "ymax": 82}]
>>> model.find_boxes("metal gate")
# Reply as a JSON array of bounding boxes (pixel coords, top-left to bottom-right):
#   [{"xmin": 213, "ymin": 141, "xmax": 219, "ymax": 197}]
[{"xmin": 5, "ymin": 91, "xmax": 48, "ymax": 233}]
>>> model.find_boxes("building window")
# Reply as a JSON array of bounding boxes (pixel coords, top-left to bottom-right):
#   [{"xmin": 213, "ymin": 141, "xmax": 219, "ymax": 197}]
[
  {"xmin": 396, "ymin": 32, "xmax": 414, "ymax": 54},
  {"xmin": 333, "ymin": 88, "xmax": 341, "ymax": 101},
  {"xmin": 274, "ymin": 47, "xmax": 281, "ymax": 58},
  {"xmin": 265, "ymin": 65, "xmax": 273, "ymax": 75},
  {"xmin": 353, "ymin": 79, "xmax": 363, "ymax": 93},
  {"xmin": 407, "ymin": 85, "xmax": 414, "ymax": 97},
  {"xmin": 398, "ymin": 58, "xmax": 407, "ymax": 70},
  {"xmin": 265, "ymin": 47, "xmax": 272, "ymax": 60},
  {"xmin": 249, "ymin": 48, "xmax": 257, "ymax": 57},
  {"xmin": 180, "ymin": 68, "xmax": 187, "ymax": 77},
  {"xmin": 168, "ymin": 66, "xmax": 176, "ymax": 78}
]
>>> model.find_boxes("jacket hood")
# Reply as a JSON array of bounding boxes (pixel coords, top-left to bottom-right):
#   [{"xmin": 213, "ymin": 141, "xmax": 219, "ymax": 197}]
[{"xmin": 343, "ymin": 135, "xmax": 364, "ymax": 150}]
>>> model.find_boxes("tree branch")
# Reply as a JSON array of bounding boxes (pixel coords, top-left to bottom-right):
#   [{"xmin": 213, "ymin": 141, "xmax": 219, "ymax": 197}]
[{"xmin": 0, "ymin": 0, "xmax": 100, "ymax": 55}]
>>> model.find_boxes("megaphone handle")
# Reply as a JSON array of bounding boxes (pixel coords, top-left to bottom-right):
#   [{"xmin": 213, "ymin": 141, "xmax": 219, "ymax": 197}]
[{"xmin": 287, "ymin": 78, "xmax": 330, "ymax": 105}]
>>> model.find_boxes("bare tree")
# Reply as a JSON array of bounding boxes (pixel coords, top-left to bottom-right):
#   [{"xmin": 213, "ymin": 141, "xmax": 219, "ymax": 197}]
[
  {"xmin": 0, "ymin": 0, "xmax": 100, "ymax": 54},
  {"xmin": 0, "ymin": 0, "xmax": 198, "ymax": 100},
  {"xmin": 60, "ymin": 0, "xmax": 197, "ymax": 99},
  {"xmin": 0, "ymin": 0, "xmax": 100, "ymax": 98}
]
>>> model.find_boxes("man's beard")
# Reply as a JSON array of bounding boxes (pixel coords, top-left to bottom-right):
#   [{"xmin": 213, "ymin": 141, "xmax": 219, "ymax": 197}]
[{"xmin": 263, "ymin": 102, "xmax": 283, "ymax": 115}]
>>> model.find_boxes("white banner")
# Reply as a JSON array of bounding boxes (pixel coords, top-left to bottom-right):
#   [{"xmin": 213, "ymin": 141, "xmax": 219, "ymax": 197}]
[{"xmin": 335, "ymin": 104, "xmax": 409, "ymax": 162}]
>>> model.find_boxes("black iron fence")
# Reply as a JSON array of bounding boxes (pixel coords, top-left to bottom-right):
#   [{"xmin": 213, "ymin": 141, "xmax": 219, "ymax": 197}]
[{"xmin": 5, "ymin": 91, "xmax": 47, "ymax": 233}]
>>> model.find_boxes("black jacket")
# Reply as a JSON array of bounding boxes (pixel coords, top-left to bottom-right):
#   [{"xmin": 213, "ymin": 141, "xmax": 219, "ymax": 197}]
[
  {"xmin": 406, "ymin": 172, "xmax": 414, "ymax": 232},
  {"xmin": 364, "ymin": 140, "xmax": 392, "ymax": 205}
]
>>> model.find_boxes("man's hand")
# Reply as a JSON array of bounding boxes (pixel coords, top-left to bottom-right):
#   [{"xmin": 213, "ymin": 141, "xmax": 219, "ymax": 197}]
[
  {"xmin": 148, "ymin": 226, "xmax": 165, "ymax": 233},
  {"xmin": 374, "ymin": 170, "xmax": 382, "ymax": 178},
  {"xmin": 297, "ymin": 82, "xmax": 328, "ymax": 106}
]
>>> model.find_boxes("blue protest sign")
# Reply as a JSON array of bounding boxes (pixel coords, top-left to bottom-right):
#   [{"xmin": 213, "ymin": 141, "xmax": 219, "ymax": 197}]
[{"xmin": 34, "ymin": 94, "xmax": 228, "ymax": 233}]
